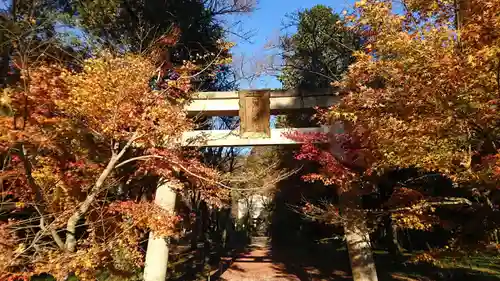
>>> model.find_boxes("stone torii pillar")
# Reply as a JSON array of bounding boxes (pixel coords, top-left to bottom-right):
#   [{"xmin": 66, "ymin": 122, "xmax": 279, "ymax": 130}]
[{"xmin": 143, "ymin": 181, "xmax": 177, "ymax": 281}]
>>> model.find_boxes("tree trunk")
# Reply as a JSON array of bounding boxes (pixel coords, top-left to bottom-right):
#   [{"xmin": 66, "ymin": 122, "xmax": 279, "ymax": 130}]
[
  {"xmin": 330, "ymin": 121, "xmax": 378, "ymax": 281},
  {"xmin": 339, "ymin": 189, "xmax": 379, "ymax": 281},
  {"xmin": 405, "ymin": 229, "xmax": 414, "ymax": 253},
  {"xmin": 191, "ymin": 211, "xmax": 201, "ymax": 249},
  {"xmin": 201, "ymin": 202, "xmax": 211, "ymax": 265},
  {"xmin": 143, "ymin": 181, "xmax": 177, "ymax": 281},
  {"xmin": 231, "ymin": 191, "xmax": 239, "ymax": 222},
  {"xmin": 228, "ymin": 193, "xmax": 239, "ymax": 247},
  {"xmin": 218, "ymin": 208, "xmax": 230, "ymax": 250},
  {"xmin": 0, "ymin": 0, "xmax": 15, "ymax": 89},
  {"xmin": 190, "ymin": 193, "xmax": 202, "ymax": 250},
  {"xmin": 65, "ymin": 154, "xmax": 121, "ymax": 252},
  {"xmin": 384, "ymin": 214, "xmax": 403, "ymax": 256},
  {"xmin": 456, "ymin": 0, "xmax": 470, "ymax": 30}
]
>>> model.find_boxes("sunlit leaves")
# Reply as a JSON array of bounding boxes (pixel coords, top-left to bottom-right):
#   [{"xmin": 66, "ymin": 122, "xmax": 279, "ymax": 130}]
[
  {"xmin": 288, "ymin": 0, "xmax": 500, "ymax": 237},
  {"xmin": 108, "ymin": 201, "xmax": 182, "ymax": 238},
  {"xmin": 391, "ymin": 212, "xmax": 435, "ymax": 230},
  {"xmin": 59, "ymin": 54, "xmax": 187, "ymax": 142},
  {"xmin": 331, "ymin": 0, "xmax": 500, "ymax": 182},
  {"xmin": 0, "ymin": 51, "xmax": 226, "ymax": 279}
]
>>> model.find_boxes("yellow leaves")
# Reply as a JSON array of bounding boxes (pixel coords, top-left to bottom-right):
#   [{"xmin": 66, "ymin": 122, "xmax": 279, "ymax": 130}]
[
  {"xmin": 0, "ymin": 89, "xmax": 13, "ymax": 117},
  {"xmin": 354, "ymin": 0, "xmax": 367, "ymax": 8},
  {"xmin": 0, "ymin": 88, "xmax": 13, "ymax": 105},
  {"xmin": 58, "ymin": 54, "xmax": 187, "ymax": 141},
  {"xmin": 32, "ymin": 157, "xmax": 63, "ymax": 192},
  {"xmin": 31, "ymin": 247, "xmax": 112, "ymax": 281},
  {"xmin": 108, "ymin": 201, "xmax": 181, "ymax": 238},
  {"xmin": 334, "ymin": 0, "xmax": 500, "ymax": 182},
  {"xmin": 14, "ymin": 202, "xmax": 25, "ymax": 209},
  {"xmin": 0, "ymin": 33, "xmax": 229, "ymax": 281},
  {"xmin": 328, "ymin": 109, "xmax": 358, "ymax": 122},
  {"xmin": 392, "ymin": 212, "xmax": 434, "ymax": 231},
  {"xmin": 217, "ymin": 56, "xmax": 233, "ymax": 65},
  {"xmin": 14, "ymin": 243, "xmax": 26, "ymax": 254},
  {"xmin": 351, "ymin": 50, "xmax": 371, "ymax": 62},
  {"xmin": 410, "ymin": 252, "xmax": 439, "ymax": 265},
  {"xmin": 218, "ymin": 40, "xmax": 236, "ymax": 51}
]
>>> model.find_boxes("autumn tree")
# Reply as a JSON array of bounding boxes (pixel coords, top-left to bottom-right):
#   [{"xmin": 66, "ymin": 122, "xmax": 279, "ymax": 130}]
[
  {"xmin": 286, "ymin": 0, "xmax": 500, "ymax": 279},
  {"xmin": 0, "ymin": 1, "xmax": 252, "ymax": 280},
  {"xmin": 271, "ymin": 5, "xmax": 368, "ymax": 271},
  {"xmin": 332, "ymin": 0, "xmax": 500, "ymax": 245},
  {"xmin": 0, "ymin": 44, "xmax": 234, "ymax": 279}
]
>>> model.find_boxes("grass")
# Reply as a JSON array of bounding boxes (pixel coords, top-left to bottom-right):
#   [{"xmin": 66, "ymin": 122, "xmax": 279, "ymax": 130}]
[
  {"xmin": 374, "ymin": 250, "xmax": 500, "ymax": 281},
  {"xmin": 438, "ymin": 253, "xmax": 500, "ymax": 276},
  {"xmin": 269, "ymin": 239, "xmax": 500, "ymax": 281}
]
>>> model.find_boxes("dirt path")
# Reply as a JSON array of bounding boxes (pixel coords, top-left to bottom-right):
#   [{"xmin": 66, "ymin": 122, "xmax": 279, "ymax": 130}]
[{"xmin": 219, "ymin": 237, "xmax": 301, "ymax": 281}]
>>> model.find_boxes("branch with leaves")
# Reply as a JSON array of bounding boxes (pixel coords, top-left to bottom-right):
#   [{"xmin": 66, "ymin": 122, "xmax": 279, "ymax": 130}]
[{"xmin": 0, "ymin": 50, "xmax": 230, "ymax": 279}]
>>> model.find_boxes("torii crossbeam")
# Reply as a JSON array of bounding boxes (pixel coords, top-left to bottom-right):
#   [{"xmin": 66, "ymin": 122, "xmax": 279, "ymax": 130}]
[{"xmin": 182, "ymin": 88, "xmax": 339, "ymax": 147}]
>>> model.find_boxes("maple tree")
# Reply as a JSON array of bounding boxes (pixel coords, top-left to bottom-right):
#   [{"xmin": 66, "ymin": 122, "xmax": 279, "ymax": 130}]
[
  {"xmin": 0, "ymin": 41, "xmax": 233, "ymax": 279},
  {"xmin": 283, "ymin": 0, "xmax": 500, "ymax": 279},
  {"xmin": 331, "ymin": 0, "xmax": 500, "ymax": 231},
  {"xmin": 289, "ymin": 0, "xmax": 500, "ymax": 228},
  {"xmin": 0, "ymin": 1, "xmax": 256, "ymax": 280}
]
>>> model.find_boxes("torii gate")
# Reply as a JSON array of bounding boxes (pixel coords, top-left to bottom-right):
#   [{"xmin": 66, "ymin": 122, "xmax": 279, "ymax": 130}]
[
  {"xmin": 182, "ymin": 88, "xmax": 339, "ymax": 146},
  {"xmin": 143, "ymin": 89, "xmax": 378, "ymax": 281}
]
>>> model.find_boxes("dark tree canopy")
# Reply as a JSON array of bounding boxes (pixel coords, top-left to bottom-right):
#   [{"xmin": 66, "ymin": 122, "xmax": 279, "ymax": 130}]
[
  {"xmin": 278, "ymin": 5, "xmax": 361, "ymax": 90},
  {"xmin": 0, "ymin": 0, "xmax": 250, "ymax": 90}
]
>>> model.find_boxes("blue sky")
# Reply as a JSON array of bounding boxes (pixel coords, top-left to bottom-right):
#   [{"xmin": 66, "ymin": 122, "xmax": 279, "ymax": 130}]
[
  {"xmin": 227, "ymin": 0, "xmax": 356, "ymax": 89},
  {"xmin": 220, "ymin": 0, "xmax": 357, "ymax": 153}
]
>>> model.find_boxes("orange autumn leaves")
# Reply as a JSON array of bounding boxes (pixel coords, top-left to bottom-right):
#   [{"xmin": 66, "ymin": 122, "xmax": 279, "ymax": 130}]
[
  {"xmin": 292, "ymin": 0, "xmax": 500, "ymax": 232},
  {"xmin": 0, "ymin": 53, "xmax": 225, "ymax": 280},
  {"xmin": 328, "ymin": 0, "xmax": 500, "ymax": 231},
  {"xmin": 330, "ymin": 0, "xmax": 500, "ymax": 182},
  {"xmin": 58, "ymin": 54, "xmax": 192, "ymax": 144}
]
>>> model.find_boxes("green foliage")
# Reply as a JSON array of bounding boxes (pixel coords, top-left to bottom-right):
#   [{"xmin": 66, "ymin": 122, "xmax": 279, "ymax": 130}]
[
  {"xmin": 68, "ymin": 0, "xmax": 236, "ymax": 91},
  {"xmin": 278, "ymin": 5, "xmax": 361, "ymax": 90},
  {"xmin": 73, "ymin": 0, "xmax": 220, "ymax": 52}
]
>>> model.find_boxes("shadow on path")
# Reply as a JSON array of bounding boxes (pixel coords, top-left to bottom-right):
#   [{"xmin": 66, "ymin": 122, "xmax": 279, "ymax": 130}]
[{"xmin": 218, "ymin": 236, "xmax": 301, "ymax": 281}]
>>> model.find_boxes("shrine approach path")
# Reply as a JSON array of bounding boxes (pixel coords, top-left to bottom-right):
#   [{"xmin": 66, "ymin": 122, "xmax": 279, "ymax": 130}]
[{"xmin": 219, "ymin": 237, "xmax": 300, "ymax": 281}]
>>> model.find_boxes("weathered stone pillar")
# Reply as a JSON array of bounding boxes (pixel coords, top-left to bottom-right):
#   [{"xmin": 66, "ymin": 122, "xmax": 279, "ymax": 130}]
[{"xmin": 143, "ymin": 181, "xmax": 177, "ymax": 281}]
